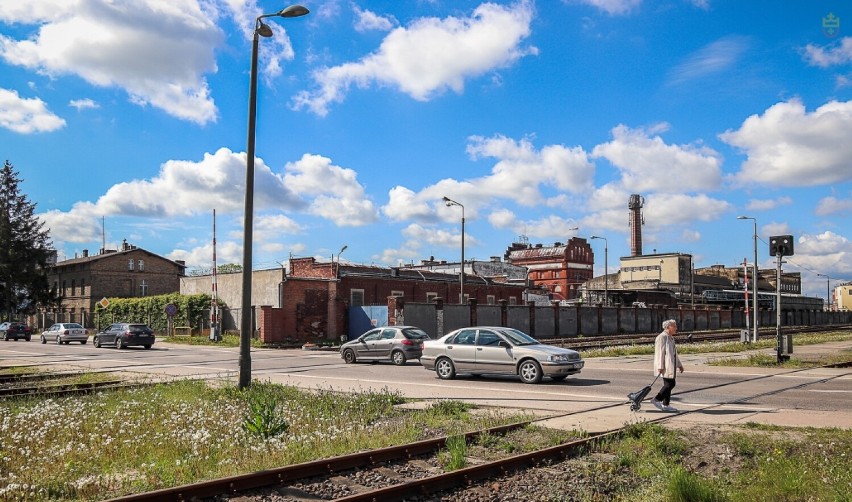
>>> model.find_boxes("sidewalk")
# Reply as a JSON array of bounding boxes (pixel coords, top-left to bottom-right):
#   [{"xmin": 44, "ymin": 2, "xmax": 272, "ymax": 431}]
[{"xmin": 537, "ymin": 339, "xmax": 852, "ymax": 433}]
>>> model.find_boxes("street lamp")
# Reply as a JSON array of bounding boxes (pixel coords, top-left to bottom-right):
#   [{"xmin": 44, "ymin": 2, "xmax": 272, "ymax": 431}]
[
  {"xmin": 737, "ymin": 216, "xmax": 759, "ymax": 343},
  {"xmin": 442, "ymin": 196, "xmax": 465, "ymax": 304},
  {"xmin": 590, "ymin": 235, "xmax": 607, "ymax": 306},
  {"xmin": 817, "ymin": 273, "xmax": 831, "ymax": 311},
  {"xmin": 336, "ymin": 245, "xmax": 348, "ymax": 279},
  {"xmin": 239, "ymin": 4, "xmax": 309, "ymax": 390}
]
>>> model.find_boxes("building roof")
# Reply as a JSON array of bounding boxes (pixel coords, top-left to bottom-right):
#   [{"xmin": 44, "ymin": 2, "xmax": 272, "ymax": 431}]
[{"xmin": 52, "ymin": 243, "xmax": 186, "ymax": 271}]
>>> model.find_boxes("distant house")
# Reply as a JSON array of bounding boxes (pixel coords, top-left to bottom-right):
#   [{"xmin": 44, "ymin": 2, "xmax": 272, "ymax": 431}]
[
  {"xmin": 39, "ymin": 240, "xmax": 186, "ymax": 328},
  {"xmin": 505, "ymin": 237, "xmax": 594, "ymax": 302}
]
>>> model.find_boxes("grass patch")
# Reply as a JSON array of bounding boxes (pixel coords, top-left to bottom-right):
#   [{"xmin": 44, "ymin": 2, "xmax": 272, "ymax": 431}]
[
  {"xmin": 591, "ymin": 422, "xmax": 852, "ymax": 502},
  {"xmin": 0, "ymin": 378, "xmax": 527, "ymax": 501},
  {"xmin": 709, "ymin": 351, "xmax": 852, "ymax": 368},
  {"xmin": 583, "ymin": 330, "xmax": 852, "ymax": 359},
  {"xmin": 159, "ymin": 333, "xmax": 265, "ymax": 348}
]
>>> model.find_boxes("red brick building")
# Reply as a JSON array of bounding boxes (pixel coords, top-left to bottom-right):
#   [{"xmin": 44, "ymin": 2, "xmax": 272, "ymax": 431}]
[
  {"xmin": 257, "ymin": 257, "xmax": 528, "ymax": 343},
  {"xmin": 38, "ymin": 240, "xmax": 186, "ymax": 328},
  {"xmin": 506, "ymin": 237, "xmax": 594, "ymax": 301}
]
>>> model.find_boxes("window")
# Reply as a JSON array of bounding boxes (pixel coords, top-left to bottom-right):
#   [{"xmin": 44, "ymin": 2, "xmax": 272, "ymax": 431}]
[
  {"xmin": 71, "ymin": 279, "xmax": 76, "ymax": 295},
  {"xmin": 138, "ymin": 259, "xmax": 144, "ymax": 271},
  {"xmin": 509, "ymin": 296, "xmax": 517, "ymax": 305},
  {"xmin": 62, "ymin": 280, "xmax": 66, "ymax": 295},
  {"xmin": 426, "ymin": 292, "xmax": 438, "ymax": 303},
  {"xmin": 140, "ymin": 280, "xmax": 148, "ymax": 297},
  {"xmin": 451, "ymin": 329, "xmax": 477, "ymax": 345},
  {"xmin": 128, "ymin": 259, "xmax": 134, "ymax": 271},
  {"xmin": 487, "ymin": 295, "xmax": 495, "ymax": 305},
  {"xmin": 350, "ymin": 289, "xmax": 365, "ymax": 307},
  {"xmin": 80, "ymin": 279, "xmax": 85, "ymax": 295}
]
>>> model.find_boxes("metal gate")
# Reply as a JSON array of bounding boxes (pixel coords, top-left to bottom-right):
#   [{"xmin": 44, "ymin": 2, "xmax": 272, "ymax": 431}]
[{"xmin": 347, "ymin": 305, "xmax": 388, "ymax": 340}]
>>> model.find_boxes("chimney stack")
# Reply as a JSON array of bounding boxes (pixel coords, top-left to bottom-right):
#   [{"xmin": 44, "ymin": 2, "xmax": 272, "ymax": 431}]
[{"xmin": 628, "ymin": 194, "xmax": 645, "ymax": 257}]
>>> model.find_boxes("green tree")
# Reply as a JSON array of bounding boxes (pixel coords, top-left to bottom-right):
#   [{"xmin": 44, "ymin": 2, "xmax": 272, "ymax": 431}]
[
  {"xmin": 0, "ymin": 160, "xmax": 58, "ymax": 318},
  {"xmin": 217, "ymin": 263, "xmax": 242, "ymax": 274}
]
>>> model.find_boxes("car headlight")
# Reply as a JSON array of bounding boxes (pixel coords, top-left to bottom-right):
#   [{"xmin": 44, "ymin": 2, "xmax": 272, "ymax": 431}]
[{"xmin": 548, "ymin": 354, "xmax": 571, "ymax": 362}]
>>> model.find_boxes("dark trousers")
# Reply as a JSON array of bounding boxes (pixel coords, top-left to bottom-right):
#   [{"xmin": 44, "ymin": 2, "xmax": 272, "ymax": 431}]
[{"xmin": 655, "ymin": 377, "xmax": 676, "ymax": 406}]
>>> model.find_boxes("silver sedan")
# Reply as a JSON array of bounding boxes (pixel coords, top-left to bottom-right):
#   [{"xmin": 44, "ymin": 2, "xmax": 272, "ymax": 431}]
[
  {"xmin": 420, "ymin": 327, "xmax": 584, "ymax": 384},
  {"xmin": 41, "ymin": 323, "xmax": 89, "ymax": 345}
]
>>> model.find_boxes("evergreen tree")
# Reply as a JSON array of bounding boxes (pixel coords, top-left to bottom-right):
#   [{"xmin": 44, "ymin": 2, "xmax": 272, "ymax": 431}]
[{"xmin": 0, "ymin": 160, "xmax": 58, "ymax": 318}]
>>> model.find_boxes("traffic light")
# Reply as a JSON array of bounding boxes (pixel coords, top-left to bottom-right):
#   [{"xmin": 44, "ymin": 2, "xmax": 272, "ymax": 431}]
[{"xmin": 769, "ymin": 235, "xmax": 794, "ymax": 257}]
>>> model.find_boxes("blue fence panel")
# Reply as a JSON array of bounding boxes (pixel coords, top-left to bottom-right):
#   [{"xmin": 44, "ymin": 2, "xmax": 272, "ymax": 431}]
[{"xmin": 348, "ymin": 306, "xmax": 388, "ymax": 340}]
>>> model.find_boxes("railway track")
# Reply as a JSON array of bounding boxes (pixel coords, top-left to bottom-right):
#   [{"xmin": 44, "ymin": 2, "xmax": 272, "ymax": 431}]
[
  {"xmin": 107, "ymin": 360, "xmax": 852, "ymax": 502},
  {"xmin": 554, "ymin": 324, "xmax": 851, "ymax": 350},
  {"xmin": 0, "ymin": 372, "xmax": 151, "ymax": 399}
]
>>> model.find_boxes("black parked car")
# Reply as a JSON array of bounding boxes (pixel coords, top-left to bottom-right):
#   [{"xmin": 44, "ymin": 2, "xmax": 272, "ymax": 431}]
[
  {"xmin": 0, "ymin": 322, "xmax": 32, "ymax": 341},
  {"xmin": 93, "ymin": 323, "xmax": 155, "ymax": 349}
]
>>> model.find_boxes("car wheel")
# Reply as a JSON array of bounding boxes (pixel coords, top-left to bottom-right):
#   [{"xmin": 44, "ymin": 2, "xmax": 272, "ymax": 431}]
[
  {"xmin": 550, "ymin": 375, "xmax": 568, "ymax": 382},
  {"xmin": 41, "ymin": 335, "xmax": 46, "ymax": 344},
  {"xmin": 143, "ymin": 344, "xmax": 152, "ymax": 350},
  {"xmin": 435, "ymin": 358, "xmax": 456, "ymax": 380},
  {"xmin": 94, "ymin": 337, "xmax": 102, "ymax": 348},
  {"xmin": 342, "ymin": 349, "xmax": 357, "ymax": 364},
  {"xmin": 518, "ymin": 360, "xmax": 543, "ymax": 384},
  {"xmin": 56, "ymin": 335, "xmax": 62, "ymax": 345},
  {"xmin": 25, "ymin": 335, "xmax": 31, "ymax": 341},
  {"xmin": 391, "ymin": 350, "xmax": 406, "ymax": 366},
  {"xmin": 118, "ymin": 337, "xmax": 128, "ymax": 349}
]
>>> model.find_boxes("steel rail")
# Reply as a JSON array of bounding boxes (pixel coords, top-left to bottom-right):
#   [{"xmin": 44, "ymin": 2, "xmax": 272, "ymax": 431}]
[{"xmin": 106, "ymin": 421, "xmax": 534, "ymax": 502}]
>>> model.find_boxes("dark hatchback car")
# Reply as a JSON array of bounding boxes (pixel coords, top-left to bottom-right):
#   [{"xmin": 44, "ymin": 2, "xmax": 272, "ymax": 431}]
[
  {"xmin": 93, "ymin": 323, "xmax": 155, "ymax": 349},
  {"xmin": 340, "ymin": 326, "xmax": 430, "ymax": 365},
  {"xmin": 1, "ymin": 322, "xmax": 32, "ymax": 341}
]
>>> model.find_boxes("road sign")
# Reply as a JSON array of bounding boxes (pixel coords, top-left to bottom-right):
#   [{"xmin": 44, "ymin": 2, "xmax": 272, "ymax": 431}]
[
  {"xmin": 164, "ymin": 303, "xmax": 178, "ymax": 317},
  {"xmin": 98, "ymin": 297, "xmax": 110, "ymax": 309}
]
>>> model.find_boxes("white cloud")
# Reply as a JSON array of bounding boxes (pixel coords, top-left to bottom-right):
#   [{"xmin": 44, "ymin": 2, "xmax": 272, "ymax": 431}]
[
  {"xmin": 39, "ymin": 206, "xmax": 102, "ymax": 244},
  {"xmin": 803, "ymin": 37, "xmax": 852, "ymax": 68},
  {"xmin": 592, "ymin": 124, "xmax": 722, "ymax": 193},
  {"xmin": 722, "ymin": 99, "xmax": 852, "ymax": 187},
  {"xmin": 68, "ymin": 98, "xmax": 99, "ymax": 111},
  {"xmin": 0, "ymin": 87, "xmax": 65, "ymax": 133},
  {"xmin": 383, "ymin": 135, "xmax": 594, "ymax": 223},
  {"xmin": 292, "ymin": 1, "xmax": 537, "ymax": 115},
  {"xmin": 283, "ymin": 154, "xmax": 378, "ymax": 226},
  {"xmin": 567, "ymin": 0, "xmax": 641, "ymax": 15},
  {"xmin": 667, "ymin": 35, "xmax": 749, "ymax": 85},
  {"xmin": 745, "ymin": 197, "xmax": 792, "ymax": 211},
  {"xmin": 168, "ymin": 240, "xmax": 243, "ymax": 270},
  {"xmin": 791, "ymin": 231, "xmax": 852, "ymax": 279},
  {"xmin": 816, "ymin": 196, "xmax": 852, "ymax": 216},
  {"xmin": 0, "ymin": 0, "xmax": 224, "ymax": 124},
  {"xmin": 353, "ymin": 6, "xmax": 395, "ymax": 32},
  {"xmin": 643, "ymin": 193, "xmax": 733, "ymax": 226}
]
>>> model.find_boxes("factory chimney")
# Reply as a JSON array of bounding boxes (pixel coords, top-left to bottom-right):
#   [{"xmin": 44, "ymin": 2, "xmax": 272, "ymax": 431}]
[{"xmin": 628, "ymin": 194, "xmax": 645, "ymax": 257}]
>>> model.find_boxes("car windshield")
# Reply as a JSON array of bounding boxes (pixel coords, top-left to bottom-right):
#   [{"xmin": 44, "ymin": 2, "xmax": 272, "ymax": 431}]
[
  {"xmin": 65, "ymin": 323, "xmax": 83, "ymax": 329},
  {"xmin": 402, "ymin": 328, "xmax": 430, "ymax": 340},
  {"xmin": 128, "ymin": 324, "xmax": 149, "ymax": 331},
  {"xmin": 497, "ymin": 328, "xmax": 539, "ymax": 346}
]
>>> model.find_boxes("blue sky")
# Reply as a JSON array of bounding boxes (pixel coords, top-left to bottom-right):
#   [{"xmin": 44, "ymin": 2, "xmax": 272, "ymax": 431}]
[{"xmin": 1, "ymin": 0, "xmax": 850, "ymax": 301}]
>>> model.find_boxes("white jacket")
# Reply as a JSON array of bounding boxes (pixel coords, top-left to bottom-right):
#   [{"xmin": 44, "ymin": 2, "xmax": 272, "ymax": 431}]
[{"xmin": 654, "ymin": 332, "xmax": 682, "ymax": 379}]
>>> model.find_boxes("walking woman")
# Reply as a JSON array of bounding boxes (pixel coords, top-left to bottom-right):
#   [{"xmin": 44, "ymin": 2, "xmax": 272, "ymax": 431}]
[{"xmin": 651, "ymin": 319, "xmax": 684, "ymax": 412}]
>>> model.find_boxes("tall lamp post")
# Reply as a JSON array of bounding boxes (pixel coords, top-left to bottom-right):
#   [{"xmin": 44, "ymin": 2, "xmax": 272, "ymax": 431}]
[
  {"xmin": 737, "ymin": 216, "xmax": 759, "ymax": 343},
  {"xmin": 239, "ymin": 4, "xmax": 309, "ymax": 390},
  {"xmin": 442, "ymin": 196, "xmax": 465, "ymax": 304},
  {"xmin": 817, "ymin": 273, "xmax": 831, "ymax": 311},
  {"xmin": 336, "ymin": 245, "xmax": 348, "ymax": 279},
  {"xmin": 590, "ymin": 235, "xmax": 607, "ymax": 306}
]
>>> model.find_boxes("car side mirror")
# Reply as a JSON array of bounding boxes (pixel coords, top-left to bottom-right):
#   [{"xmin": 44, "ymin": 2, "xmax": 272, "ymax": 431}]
[{"xmin": 498, "ymin": 340, "xmax": 510, "ymax": 348}]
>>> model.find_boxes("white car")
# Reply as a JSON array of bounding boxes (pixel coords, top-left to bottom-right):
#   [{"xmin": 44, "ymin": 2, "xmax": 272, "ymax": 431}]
[
  {"xmin": 41, "ymin": 323, "xmax": 89, "ymax": 345},
  {"xmin": 420, "ymin": 326, "xmax": 584, "ymax": 384}
]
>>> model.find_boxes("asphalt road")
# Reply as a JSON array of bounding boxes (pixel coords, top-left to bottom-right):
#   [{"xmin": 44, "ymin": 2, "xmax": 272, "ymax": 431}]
[{"xmin": 2, "ymin": 337, "xmax": 851, "ymax": 431}]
